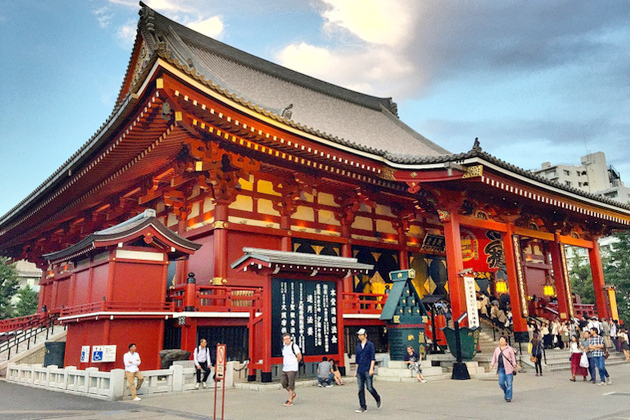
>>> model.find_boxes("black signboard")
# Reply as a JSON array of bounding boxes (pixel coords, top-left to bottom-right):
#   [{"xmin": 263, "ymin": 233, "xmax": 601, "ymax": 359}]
[{"xmin": 271, "ymin": 278, "xmax": 339, "ymax": 357}]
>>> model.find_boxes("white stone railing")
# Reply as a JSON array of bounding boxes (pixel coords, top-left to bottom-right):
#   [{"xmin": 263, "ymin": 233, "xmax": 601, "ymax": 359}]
[{"xmin": 5, "ymin": 361, "xmax": 237, "ymax": 401}]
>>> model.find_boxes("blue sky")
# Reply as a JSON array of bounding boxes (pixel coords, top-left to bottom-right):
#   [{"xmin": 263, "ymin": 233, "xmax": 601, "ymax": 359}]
[{"xmin": 1, "ymin": 0, "xmax": 629, "ymax": 217}]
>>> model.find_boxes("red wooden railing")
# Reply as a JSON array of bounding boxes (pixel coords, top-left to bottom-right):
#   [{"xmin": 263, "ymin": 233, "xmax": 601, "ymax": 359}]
[
  {"xmin": 59, "ymin": 301, "xmax": 174, "ymax": 317},
  {"xmin": 0, "ymin": 314, "xmax": 43, "ymax": 333},
  {"xmin": 168, "ymin": 285, "xmax": 263, "ymax": 312},
  {"xmin": 342, "ymin": 292, "xmax": 388, "ymax": 314}
]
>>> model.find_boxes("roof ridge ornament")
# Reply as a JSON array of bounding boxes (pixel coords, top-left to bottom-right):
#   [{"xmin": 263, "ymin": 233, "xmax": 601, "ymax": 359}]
[{"xmin": 472, "ymin": 137, "xmax": 482, "ymax": 152}]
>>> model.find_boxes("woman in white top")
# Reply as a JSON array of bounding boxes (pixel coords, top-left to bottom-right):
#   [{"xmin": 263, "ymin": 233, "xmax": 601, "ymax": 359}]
[{"xmin": 569, "ymin": 335, "xmax": 588, "ymax": 382}]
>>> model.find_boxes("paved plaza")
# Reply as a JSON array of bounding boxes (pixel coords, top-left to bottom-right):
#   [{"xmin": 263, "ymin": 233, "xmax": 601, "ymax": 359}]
[{"xmin": 2, "ymin": 362, "xmax": 630, "ymax": 420}]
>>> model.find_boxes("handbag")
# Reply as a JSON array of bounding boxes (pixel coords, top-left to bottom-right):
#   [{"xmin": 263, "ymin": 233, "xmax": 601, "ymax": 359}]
[
  {"xmin": 579, "ymin": 351, "xmax": 589, "ymax": 368},
  {"xmin": 500, "ymin": 348, "xmax": 518, "ymax": 376},
  {"xmin": 530, "ymin": 355, "xmax": 537, "ymax": 363},
  {"xmin": 604, "ymin": 346, "xmax": 609, "ymax": 360}
]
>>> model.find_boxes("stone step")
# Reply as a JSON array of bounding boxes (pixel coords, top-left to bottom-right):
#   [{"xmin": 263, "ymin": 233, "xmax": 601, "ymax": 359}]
[
  {"xmin": 387, "ymin": 360, "xmax": 432, "ymax": 369},
  {"xmin": 377, "ymin": 366, "xmax": 444, "ymax": 378}
]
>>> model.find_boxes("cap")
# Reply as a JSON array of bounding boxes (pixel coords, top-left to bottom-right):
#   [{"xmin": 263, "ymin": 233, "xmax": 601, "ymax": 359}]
[{"xmin": 357, "ymin": 328, "xmax": 367, "ymax": 335}]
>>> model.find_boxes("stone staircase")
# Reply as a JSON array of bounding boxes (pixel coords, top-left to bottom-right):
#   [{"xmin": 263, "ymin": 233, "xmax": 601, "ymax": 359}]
[
  {"xmin": 522, "ymin": 346, "xmax": 629, "ymax": 372},
  {"xmin": 0, "ymin": 324, "xmax": 67, "ymax": 375},
  {"xmin": 376, "ymin": 356, "xmax": 489, "ymax": 382}
]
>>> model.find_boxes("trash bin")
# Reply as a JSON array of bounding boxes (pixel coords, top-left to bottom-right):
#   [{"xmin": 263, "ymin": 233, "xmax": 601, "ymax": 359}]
[{"xmin": 44, "ymin": 342, "xmax": 66, "ymax": 367}]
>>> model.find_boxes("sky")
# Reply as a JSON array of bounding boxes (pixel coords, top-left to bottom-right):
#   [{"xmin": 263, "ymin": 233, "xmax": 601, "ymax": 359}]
[{"xmin": 1, "ymin": 0, "xmax": 629, "ymax": 217}]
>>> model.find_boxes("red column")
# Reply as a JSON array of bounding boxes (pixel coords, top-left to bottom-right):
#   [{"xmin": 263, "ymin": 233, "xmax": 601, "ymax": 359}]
[
  {"xmin": 213, "ymin": 203, "xmax": 229, "ymax": 285},
  {"xmin": 549, "ymin": 235, "xmax": 570, "ymax": 320},
  {"xmin": 280, "ymin": 213, "xmax": 292, "ymax": 252},
  {"xmin": 441, "ymin": 212, "xmax": 465, "ymax": 324},
  {"xmin": 341, "ymin": 223, "xmax": 353, "ymax": 294},
  {"xmin": 261, "ymin": 276, "xmax": 273, "ymax": 382},
  {"xmin": 589, "ymin": 241, "xmax": 610, "ymax": 319},
  {"xmin": 502, "ymin": 225, "xmax": 528, "ymax": 341}
]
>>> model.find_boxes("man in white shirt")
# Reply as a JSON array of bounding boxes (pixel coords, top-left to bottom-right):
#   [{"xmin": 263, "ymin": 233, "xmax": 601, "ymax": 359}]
[
  {"xmin": 280, "ymin": 333, "xmax": 301, "ymax": 407},
  {"xmin": 123, "ymin": 343, "xmax": 144, "ymax": 401},
  {"xmin": 194, "ymin": 338, "xmax": 213, "ymax": 389}
]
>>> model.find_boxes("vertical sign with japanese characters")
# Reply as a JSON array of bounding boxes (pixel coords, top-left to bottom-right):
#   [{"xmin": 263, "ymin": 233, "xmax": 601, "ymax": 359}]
[
  {"xmin": 463, "ymin": 275, "xmax": 479, "ymax": 328},
  {"xmin": 272, "ymin": 278, "xmax": 338, "ymax": 357}
]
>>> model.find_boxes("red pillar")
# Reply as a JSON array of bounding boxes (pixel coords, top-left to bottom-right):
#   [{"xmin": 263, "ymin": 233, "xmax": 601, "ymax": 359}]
[
  {"xmin": 261, "ymin": 276, "xmax": 273, "ymax": 382},
  {"xmin": 441, "ymin": 212, "xmax": 465, "ymax": 324},
  {"xmin": 213, "ymin": 203, "xmax": 230, "ymax": 285},
  {"xmin": 589, "ymin": 241, "xmax": 610, "ymax": 319},
  {"xmin": 280, "ymin": 213, "xmax": 292, "ymax": 252},
  {"xmin": 341, "ymin": 224, "xmax": 353, "ymax": 294},
  {"xmin": 502, "ymin": 225, "xmax": 528, "ymax": 341},
  {"xmin": 549, "ymin": 235, "xmax": 570, "ymax": 320}
]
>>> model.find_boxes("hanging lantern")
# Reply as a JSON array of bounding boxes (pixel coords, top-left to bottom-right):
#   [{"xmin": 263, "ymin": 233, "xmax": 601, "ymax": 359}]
[
  {"xmin": 495, "ymin": 280, "xmax": 508, "ymax": 294},
  {"xmin": 543, "ymin": 284, "xmax": 555, "ymax": 297}
]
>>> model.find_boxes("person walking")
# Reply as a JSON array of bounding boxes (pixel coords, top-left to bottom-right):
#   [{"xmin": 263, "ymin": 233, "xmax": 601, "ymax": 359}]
[
  {"xmin": 489, "ymin": 336, "xmax": 520, "ymax": 402},
  {"xmin": 124, "ymin": 343, "xmax": 144, "ymax": 401},
  {"xmin": 580, "ymin": 330, "xmax": 596, "ymax": 383},
  {"xmin": 530, "ymin": 333, "xmax": 544, "ymax": 377},
  {"xmin": 193, "ymin": 338, "xmax": 213, "ymax": 389},
  {"xmin": 569, "ymin": 334, "xmax": 588, "ymax": 382},
  {"xmin": 354, "ymin": 328, "xmax": 382, "ymax": 413},
  {"xmin": 280, "ymin": 333, "xmax": 301, "ymax": 406},
  {"xmin": 589, "ymin": 327, "xmax": 611, "ymax": 385}
]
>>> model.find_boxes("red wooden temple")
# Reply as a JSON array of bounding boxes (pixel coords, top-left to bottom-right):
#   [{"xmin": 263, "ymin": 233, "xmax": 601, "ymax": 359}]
[{"xmin": 1, "ymin": 4, "xmax": 629, "ymax": 380}]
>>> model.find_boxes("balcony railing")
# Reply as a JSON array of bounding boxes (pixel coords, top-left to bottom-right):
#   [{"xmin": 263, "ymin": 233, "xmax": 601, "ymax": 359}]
[
  {"xmin": 168, "ymin": 285, "xmax": 263, "ymax": 313},
  {"xmin": 342, "ymin": 292, "xmax": 388, "ymax": 314},
  {"xmin": 59, "ymin": 301, "xmax": 174, "ymax": 317}
]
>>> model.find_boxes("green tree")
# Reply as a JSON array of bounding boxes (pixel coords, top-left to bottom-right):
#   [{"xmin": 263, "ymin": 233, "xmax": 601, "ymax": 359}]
[
  {"xmin": 0, "ymin": 257, "xmax": 19, "ymax": 319},
  {"xmin": 567, "ymin": 249, "xmax": 595, "ymax": 305},
  {"xmin": 14, "ymin": 285, "xmax": 39, "ymax": 317},
  {"xmin": 602, "ymin": 231, "xmax": 630, "ymax": 322}
]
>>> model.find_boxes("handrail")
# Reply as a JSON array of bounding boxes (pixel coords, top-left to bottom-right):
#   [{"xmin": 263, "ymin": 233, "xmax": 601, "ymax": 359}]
[
  {"xmin": 0, "ymin": 314, "xmax": 43, "ymax": 333},
  {"xmin": 0, "ymin": 314, "xmax": 62, "ymax": 361}
]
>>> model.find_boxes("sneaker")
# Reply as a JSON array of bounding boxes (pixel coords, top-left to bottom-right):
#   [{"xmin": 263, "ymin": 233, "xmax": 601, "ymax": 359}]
[
  {"xmin": 133, "ymin": 397, "xmax": 142, "ymax": 401},
  {"xmin": 283, "ymin": 401, "xmax": 293, "ymax": 407},
  {"xmin": 606, "ymin": 377, "xmax": 612, "ymax": 385},
  {"xmin": 355, "ymin": 408, "xmax": 367, "ymax": 413},
  {"xmin": 326, "ymin": 384, "xmax": 334, "ymax": 388},
  {"xmin": 202, "ymin": 382, "xmax": 207, "ymax": 389},
  {"xmin": 597, "ymin": 382, "xmax": 606, "ymax": 386},
  {"xmin": 318, "ymin": 383, "xmax": 323, "ymax": 387},
  {"xmin": 505, "ymin": 399, "xmax": 511, "ymax": 402},
  {"xmin": 377, "ymin": 400, "xmax": 382, "ymax": 409},
  {"xmin": 421, "ymin": 379, "xmax": 427, "ymax": 383},
  {"xmin": 195, "ymin": 383, "xmax": 200, "ymax": 389}
]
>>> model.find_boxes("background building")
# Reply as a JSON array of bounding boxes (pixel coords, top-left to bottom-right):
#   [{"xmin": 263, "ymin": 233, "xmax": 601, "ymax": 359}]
[{"xmin": 534, "ymin": 152, "xmax": 630, "ymax": 204}]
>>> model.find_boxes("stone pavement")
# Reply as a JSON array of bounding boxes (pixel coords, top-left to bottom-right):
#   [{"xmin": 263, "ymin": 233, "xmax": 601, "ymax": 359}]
[{"xmin": 3, "ymin": 362, "xmax": 630, "ymax": 420}]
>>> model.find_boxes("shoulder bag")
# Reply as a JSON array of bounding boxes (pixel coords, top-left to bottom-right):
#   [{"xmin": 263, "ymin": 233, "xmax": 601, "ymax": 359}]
[{"xmin": 500, "ymin": 348, "xmax": 518, "ymax": 376}]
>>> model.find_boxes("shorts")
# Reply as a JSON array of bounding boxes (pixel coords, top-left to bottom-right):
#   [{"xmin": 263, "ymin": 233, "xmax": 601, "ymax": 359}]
[{"xmin": 281, "ymin": 370, "xmax": 297, "ymax": 390}]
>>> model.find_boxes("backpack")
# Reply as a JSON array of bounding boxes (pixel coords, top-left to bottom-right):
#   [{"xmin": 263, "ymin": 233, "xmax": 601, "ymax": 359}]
[{"xmin": 291, "ymin": 343, "xmax": 305, "ymax": 368}]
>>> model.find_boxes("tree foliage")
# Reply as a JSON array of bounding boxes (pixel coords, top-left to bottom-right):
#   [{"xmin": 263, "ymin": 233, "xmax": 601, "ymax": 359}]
[
  {"xmin": 0, "ymin": 257, "xmax": 20, "ymax": 319},
  {"xmin": 14, "ymin": 285, "xmax": 39, "ymax": 317},
  {"xmin": 567, "ymin": 249, "xmax": 594, "ymax": 306},
  {"xmin": 602, "ymin": 231, "xmax": 630, "ymax": 322}
]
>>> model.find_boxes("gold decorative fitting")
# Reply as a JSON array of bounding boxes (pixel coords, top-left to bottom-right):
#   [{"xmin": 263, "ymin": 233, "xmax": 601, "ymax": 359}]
[
  {"xmin": 213, "ymin": 221, "xmax": 227, "ymax": 229},
  {"xmin": 211, "ymin": 277, "xmax": 225, "ymax": 286},
  {"xmin": 380, "ymin": 167, "xmax": 396, "ymax": 181},
  {"xmin": 156, "ymin": 78, "xmax": 163, "ymax": 89},
  {"xmin": 462, "ymin": 165, "xmax": 483, "ymax": 179},
  {"xmin": 437, "ymin": 210, "xmax": 450, "ymax": 222},
  {"xmin": 410, "ymin": 172, "xmax": 418, "ymax": 178}
]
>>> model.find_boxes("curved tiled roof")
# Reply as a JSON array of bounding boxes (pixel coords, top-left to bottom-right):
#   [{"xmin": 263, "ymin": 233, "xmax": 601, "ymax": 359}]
[
  {"xmin": 385, "ymin": 146, "xmax": 630, "ymax": 211},
  {"xmin": 43, "ymin": 210, "xmax": 202, "ymax": 262},
  {"xmin": 136, "ymin": 3, "xmax": 451, "ymax": 158}
]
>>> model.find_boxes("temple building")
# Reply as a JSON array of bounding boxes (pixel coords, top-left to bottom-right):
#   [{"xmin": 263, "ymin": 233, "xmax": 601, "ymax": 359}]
[{"xmin": 1, "ymin": 4, "xmax": 629, "ymax": 380}]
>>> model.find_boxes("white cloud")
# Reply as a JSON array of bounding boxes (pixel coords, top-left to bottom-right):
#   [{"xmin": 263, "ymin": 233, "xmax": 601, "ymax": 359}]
[
  {"xmin": 277, "ymin": 41, "xmax": 415, "ymax": 96},
  {"xmin": 186, "ymin": 16, "xmax": 224, "ymax": 39},
  {"xmin": 117, "ymin": 19, "xmax": 137, "ymax": 49},
  {"xmin": 107, "ymin": 0, "xmax": 193, "ymax": 12},
  {"xmin": 321, "ymin": 0, "xmax": 418, "ymax": 48},
  {"xmin": 93, "ymin": 7, "xmax": 114, "ymax": 28},
  {"xmin": 275, "ymin": 0, "xmax": 420, "ymax": 96}
]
